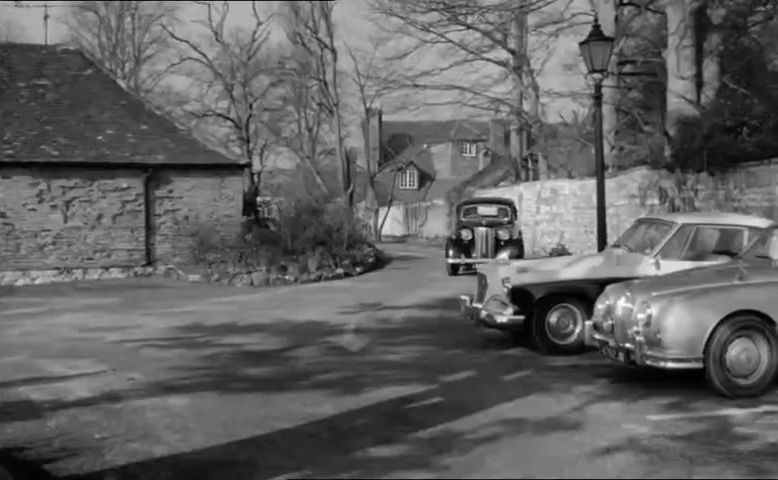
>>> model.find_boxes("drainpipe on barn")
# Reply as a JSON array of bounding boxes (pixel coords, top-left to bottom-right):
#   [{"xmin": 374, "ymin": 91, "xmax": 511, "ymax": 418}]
[{"xmin": 142, "ymin": 169, "xmax": 154, "ymax": 267}]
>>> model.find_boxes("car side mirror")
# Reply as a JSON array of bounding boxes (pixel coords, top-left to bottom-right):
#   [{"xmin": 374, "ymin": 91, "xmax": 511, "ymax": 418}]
[{"xmin": 652, "ymin": 257, "xmax": 661, "ymax": 271}]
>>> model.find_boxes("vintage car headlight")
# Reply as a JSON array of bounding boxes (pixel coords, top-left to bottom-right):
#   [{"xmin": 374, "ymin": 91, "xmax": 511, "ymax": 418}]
[
  {"xmin": 613, "ymin": 291, "xmax": 634, "ymax": 319},
  {"xmin": 496, "ymin": 228, "xmax": 511, "ymax": 241},
  {"xmin": 459, "ymin": 228, "xmax": 473, "ymax": 241},
  {"xmin": 635, "ymin": 301, "xmax": 654, "ymax": 330},
  {"xmin": 593, "ymin": 293, "xmax": 612, "ymax": 320}
]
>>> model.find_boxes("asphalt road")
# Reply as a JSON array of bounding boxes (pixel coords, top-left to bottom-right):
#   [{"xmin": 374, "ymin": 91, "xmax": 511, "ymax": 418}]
[{"xmin": 1, "ymin": 243, "xmax": 778, "ymax": 479}]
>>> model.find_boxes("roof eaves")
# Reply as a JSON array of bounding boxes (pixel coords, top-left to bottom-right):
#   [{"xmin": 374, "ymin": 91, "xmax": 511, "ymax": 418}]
[{"xmin": 75, "ymin": 45, "xmax": 245, "ymax": 167}]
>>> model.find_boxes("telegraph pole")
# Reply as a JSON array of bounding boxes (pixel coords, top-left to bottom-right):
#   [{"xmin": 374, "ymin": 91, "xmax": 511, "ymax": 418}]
[{"xmin": 8, "ymin": 1, "xmax": 70, "ymax": 45}]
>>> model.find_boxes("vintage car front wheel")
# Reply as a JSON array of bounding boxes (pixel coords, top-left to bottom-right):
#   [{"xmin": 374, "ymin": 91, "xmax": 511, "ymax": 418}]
[
  {"xmin": 532, "ymin": 297, "xmax": 589, "ymax": 355},
  {"xmin": 705, "ymin": 315, "xmax": 778, "ymax": 398}
]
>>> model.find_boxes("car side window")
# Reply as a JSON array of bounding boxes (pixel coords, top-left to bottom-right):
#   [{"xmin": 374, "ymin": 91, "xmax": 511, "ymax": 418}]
[
  {"xmin": 682, "ymin": 226, "xmax": 745, "ymax": 261},
  {"xmin": 657, "ymin": 225, "xmax": 694, "ymax": 260},
  {"xmin": 747, "ymin": 227, "xmax": 765, "ymax": 249}
]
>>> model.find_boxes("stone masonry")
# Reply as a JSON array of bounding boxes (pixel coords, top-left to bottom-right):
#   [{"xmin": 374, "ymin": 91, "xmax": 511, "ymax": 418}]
[
  {"xmin": 153, "ymin": 169, "xmax": 243, "ymax": 265},
  {"xmin": 0, "ymin": 167, "xmax": 243, "ymax": 274},
  {"xmin": 474, "ymin": 160, "xmax": 778, "ymax": 255},
  {"xmin": 0, "ymin": 167, "xmax": 146, "ymax": 270}
]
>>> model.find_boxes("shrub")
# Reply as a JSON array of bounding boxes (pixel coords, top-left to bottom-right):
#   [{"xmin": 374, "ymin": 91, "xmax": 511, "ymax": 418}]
[
  {"xmin": 185, "ymin": 198, "xmax": 374, "ymax": 276},
  {"xmin": 275, "ymin": 200, "xmax": 371, "ymax": 256}
]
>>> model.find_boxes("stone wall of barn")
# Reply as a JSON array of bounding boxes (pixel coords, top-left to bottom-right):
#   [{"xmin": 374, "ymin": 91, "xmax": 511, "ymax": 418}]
[{"xmin": 0, "ymin": 166, "xmax": 243, "ymax": 277}]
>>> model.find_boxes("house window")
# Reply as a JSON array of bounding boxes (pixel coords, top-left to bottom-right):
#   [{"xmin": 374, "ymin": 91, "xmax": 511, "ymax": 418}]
[
  {"xmin": 398, "ymin": 167, "xmax": 418, "ymax": 190},
  {"xmin": 461, "ymin": 141, "xmax": 478, "ymax": 157}
]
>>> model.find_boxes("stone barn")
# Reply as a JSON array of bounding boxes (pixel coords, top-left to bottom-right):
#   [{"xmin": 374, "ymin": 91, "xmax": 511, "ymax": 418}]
[{"xmin": 0, "ymin": 44, "xmax": 247, "ymax": 283}]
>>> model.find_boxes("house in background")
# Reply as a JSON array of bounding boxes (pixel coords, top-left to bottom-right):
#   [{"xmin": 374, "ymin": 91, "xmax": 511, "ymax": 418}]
[
  {"xmin": 363, "ymin": 108, "xmax": 529, "ymax": 238},
  {"xmin": 0, "ymin": 43, "xmax": 247, "ymax": 282}
]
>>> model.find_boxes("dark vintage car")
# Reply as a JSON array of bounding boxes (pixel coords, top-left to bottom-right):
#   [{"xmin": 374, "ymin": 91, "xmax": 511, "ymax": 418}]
[{"xmin": 445, "ymin": 197, "xmax": 525, "ymax": 276}]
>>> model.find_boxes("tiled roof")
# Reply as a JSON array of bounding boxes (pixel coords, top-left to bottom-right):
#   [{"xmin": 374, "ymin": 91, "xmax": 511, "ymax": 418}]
[
  {"xmin": 0, "ymin": 43, "xmax": 244, "ymax": 167},
  {"xmin": 381, "ymin": 119, "xmax": 491, "ymax": 145}
]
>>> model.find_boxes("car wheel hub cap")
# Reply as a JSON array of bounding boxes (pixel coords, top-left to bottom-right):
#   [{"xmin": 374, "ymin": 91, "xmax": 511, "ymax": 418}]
[
  {"xmin": 726, "ymin": 336, "xmax": 762, "ymax": 378},
  {"xmin": 546, "ymin": 305, "xmax": 583, "ymax": 345}
]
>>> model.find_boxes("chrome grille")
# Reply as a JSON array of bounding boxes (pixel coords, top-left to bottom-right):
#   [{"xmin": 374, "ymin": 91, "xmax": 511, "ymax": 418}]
[
  {"xmin": 614, "ymin": 304, "xmax": 636, "ymax": 344},
  {"xmin": 473, "ymin": 227, "xmax": 495, "ymax": 258},
  {"xmin": 475, "ymin": 273, "xmax": 487, "ymax": 303}
]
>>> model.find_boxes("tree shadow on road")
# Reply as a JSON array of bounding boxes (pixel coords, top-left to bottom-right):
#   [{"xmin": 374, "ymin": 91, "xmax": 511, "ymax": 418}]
[{"xmin": 7, "ymin": 296, "xmax": 778, "ymax": 480}]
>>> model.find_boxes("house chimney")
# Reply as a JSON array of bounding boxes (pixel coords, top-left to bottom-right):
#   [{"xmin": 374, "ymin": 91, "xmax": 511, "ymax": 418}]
[{"xmin": 367, "ymin": 107, "xmax": 383, "ymax": 173}]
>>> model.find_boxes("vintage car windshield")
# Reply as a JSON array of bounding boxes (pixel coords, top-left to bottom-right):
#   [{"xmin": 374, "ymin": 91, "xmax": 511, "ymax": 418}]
[
  {"xmin": 740, "ymin": 227, "xmax": 778, "ymax": 260},
  {"xmin": 460, "ymin": 204, "xmax": 512, "ymax": 221},
  {"xmin": 611, "ymin": 218, "xmax": 676, "ymax": 254}
]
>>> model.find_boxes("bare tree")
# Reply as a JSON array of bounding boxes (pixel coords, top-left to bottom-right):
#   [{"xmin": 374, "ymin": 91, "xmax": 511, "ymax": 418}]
[
  {"xmin": 162, "ymin": 1, "xmax": 281, "ymax": 211},
  {"xmin": 344, "ymin": 33, "xmax": 403, "ymax": 239},
  {"xmin": 64, "ymin": 1, "xmax": 179, "ymax": 98},
  {"xmin": 270, "ymin": 1, "xmax": 344, "ymax": 200},
  {"xmin": 369, "ymin": 0, "xmax": 591, "ymax": 175}
]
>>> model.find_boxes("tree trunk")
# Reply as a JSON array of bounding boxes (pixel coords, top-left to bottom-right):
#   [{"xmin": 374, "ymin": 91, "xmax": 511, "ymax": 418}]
[
  {"xmin": 377, "ymin": 170, "xmax": 398, "ymax": 242},
  {"xmin": 700, "ymin": 1, "xmax": 724, "ymax": 107},
  {"xmin": 663, "ymin": 0, "xmax": 701, "ymax": 156},
  {"xmin": 363, "ymin": 117, "xmax": 379, "ymax": 241}
]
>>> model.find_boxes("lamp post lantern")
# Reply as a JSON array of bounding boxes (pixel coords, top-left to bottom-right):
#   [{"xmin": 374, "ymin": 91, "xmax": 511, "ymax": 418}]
[{"xmin": 579, "ymin": 17, "xmax": 615, "ymax": 252}]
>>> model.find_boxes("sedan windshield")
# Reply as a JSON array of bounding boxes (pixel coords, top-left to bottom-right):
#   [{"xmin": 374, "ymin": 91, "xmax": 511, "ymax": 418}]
[
  {"xmin": 460, "ymin": 204, "xmax": 512, "ymax": 220},
  {"xmin": 611, "ymin": 219, "xmax": 675, "ymax": 254},
  {"xmin": 741, "ymin": 227, "xmax": 778, "ymax": 260}
]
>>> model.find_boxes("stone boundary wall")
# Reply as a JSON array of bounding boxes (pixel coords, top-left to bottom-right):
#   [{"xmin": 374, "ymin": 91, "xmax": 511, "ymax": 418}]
[{"xmin": 474, "ymin": 161, "xmax": 778, "ymax": 255}]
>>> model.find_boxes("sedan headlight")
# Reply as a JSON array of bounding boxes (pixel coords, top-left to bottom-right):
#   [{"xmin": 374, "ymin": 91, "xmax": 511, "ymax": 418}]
[
  {"xmin": 496, "ymin": 228, "xmax": 511, "ymax": 241},
  {"xmin": 635, "ymin": 300, "xmax": 654, "ymax": 330},
  {"xmin": 459, "ymin": 228, "xmax": 473, "ymax": 241},
  {"xmin": 613, "ymin": 291, "xmax": 634, "ymax": 319},
  {"xmin": 593, "ymin": 293, "xmax": 612, "ymax": 320}
]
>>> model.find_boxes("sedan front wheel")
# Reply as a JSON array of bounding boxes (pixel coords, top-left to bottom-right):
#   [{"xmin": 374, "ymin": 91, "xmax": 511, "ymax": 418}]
[
  {"xmin": 532, "ymin": 297, "xmax": 588, "ymax": 355},
  {"xmin": 705, "ymin": 315, "xmax": 778, "ymax": 398}
]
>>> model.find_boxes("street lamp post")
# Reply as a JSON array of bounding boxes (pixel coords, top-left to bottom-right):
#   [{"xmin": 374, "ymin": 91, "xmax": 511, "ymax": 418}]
[{"xmin": 579, "ymin": 17, "xmax": 615, "ymax": 252}]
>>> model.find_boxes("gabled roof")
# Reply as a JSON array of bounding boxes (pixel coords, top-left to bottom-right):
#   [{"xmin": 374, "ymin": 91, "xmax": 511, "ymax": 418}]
[
  {"xmin": 382, "ymin": 143, "xmax": 437, "ymax": 177},
  {"xmin": 380, "ymin": 119, "xmax": 491, "ymax": 146},
  {"xmin": 0, "ymin": 43, "xmax": 245, "ymax": 168}
]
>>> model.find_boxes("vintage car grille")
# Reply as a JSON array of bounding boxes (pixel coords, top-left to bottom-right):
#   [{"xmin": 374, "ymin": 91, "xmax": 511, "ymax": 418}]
[
  {"xmin": 473, "ymin": 227, "xmax": 496, "ymax": 258},
  {"xmin": 475, "ymin": 272, "xmax": 488, "ymax": 303},
  {"xmin": 613, "ymin": 304, "xmax": 637, "ymax": 343}
]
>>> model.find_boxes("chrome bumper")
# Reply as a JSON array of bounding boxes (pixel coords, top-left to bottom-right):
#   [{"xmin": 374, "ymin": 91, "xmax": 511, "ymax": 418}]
[
  {"xmin": 588, "ymin": 324, "xmax": 703, "ymax": 370},
  {"xmin": 447, "ymin": 257, "xmax": 502, "ymax": 265},
  {"xmin": 458, "ymin": 294, "xmax": 525, "ymax": 330}
]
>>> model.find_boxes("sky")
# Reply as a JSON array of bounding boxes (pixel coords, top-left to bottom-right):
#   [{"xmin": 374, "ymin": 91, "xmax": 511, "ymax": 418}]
[{"xmin": 1, "ymin": 0, "xmax": 591, "ymax": 123}]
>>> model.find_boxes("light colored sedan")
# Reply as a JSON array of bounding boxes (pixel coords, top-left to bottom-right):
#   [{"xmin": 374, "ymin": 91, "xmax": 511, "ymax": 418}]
[
  {"xmin": 461, "ymin": 212, "xmax": 772, "ymax": 355},
  {"xmin": 587, "ymin": 224, "xmax": 778, "ymax": 398}
]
